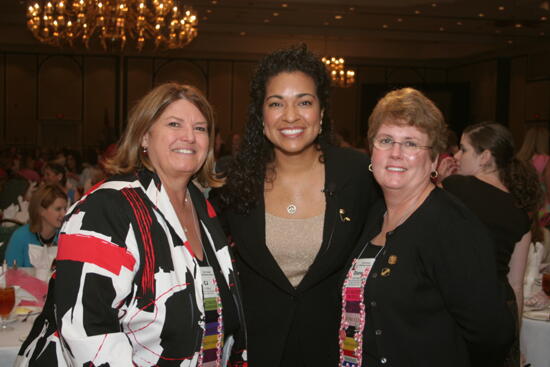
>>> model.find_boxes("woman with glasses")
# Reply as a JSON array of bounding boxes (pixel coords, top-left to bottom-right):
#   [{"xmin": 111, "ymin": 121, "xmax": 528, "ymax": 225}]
[{"xmin": 338, "ymin": 88, "xmax": 514, "ymax": 367}]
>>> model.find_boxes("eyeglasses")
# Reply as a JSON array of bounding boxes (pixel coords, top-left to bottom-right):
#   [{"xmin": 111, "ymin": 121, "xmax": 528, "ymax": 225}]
[{"xmin": 373, "ymin": 137, "xmax": 432, "ymax": 154}]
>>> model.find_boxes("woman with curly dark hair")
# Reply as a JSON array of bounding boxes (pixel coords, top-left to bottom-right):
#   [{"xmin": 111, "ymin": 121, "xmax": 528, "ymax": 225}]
[
  {"xmin": 214, "ymin": 44, "xmax": 378, "ymax": 366},
  {"xmin": 441, "ymin": 122, "xmax": 543, "ymax": 367}
]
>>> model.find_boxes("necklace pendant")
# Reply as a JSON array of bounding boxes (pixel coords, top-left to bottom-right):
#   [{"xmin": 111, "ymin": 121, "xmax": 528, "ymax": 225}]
[{"xmin": 287, "ymin": 204, "xmax": 297, "ymax": 215}]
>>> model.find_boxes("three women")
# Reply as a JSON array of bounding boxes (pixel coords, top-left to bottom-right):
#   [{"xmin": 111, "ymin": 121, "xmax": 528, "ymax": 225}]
[{"xmin": 17, "ymin": 45, "xmax": 517, "ymax": 367}]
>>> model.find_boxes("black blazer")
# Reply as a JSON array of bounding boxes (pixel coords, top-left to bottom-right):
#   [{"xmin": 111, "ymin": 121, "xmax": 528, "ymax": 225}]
[
  {"xmin": 217, "ymin": 146, "xmax": 379, "ymax": 367},
  {"xmin": 350, "ymin": 188, "xmax": 515, "ymax": 367}
]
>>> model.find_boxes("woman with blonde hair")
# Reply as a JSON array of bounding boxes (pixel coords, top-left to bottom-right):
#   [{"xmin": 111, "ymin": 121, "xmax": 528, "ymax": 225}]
[
  {"xmin": 5, "ymin": 184, "xmax": 66, "ymax": 268},
  {"xmin": 16, "ymin": 82, "xmax": 247, "ymax": 366}
]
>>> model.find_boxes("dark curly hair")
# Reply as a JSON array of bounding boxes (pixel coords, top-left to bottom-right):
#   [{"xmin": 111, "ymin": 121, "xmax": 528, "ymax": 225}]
[
  {"xmin": 218, "ymin": 43, "xmax": 333, "ymax": 214},
  {"xmin": 464, "ymin": 122, "xmax": 543, "ymax": 214}
]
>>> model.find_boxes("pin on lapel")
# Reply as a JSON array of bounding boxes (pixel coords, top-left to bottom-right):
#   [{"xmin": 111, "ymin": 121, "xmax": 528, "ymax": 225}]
[
  {"xmin": 339, "ymin": 209, "xmax": 351, "ymax": 222},
  {"xmin": 381, "ymin": 267, "xmax": 391, "ymax": 277},
  {"xmin": 388, "ymin": 255, "xmax": 397, "ymax": 265}
]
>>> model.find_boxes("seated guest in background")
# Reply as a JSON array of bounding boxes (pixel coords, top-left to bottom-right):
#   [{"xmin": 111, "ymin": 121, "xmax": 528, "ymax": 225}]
[
  {"xmin": 340, "ymin": 88, "xmax": 514, "ymax": 367},
  {"xmin": 442, "ymin": 122, "xmax": 542, "ymax": 367},
  {"xmin": 15, "ymin": 82, "xmax": 247, "ymax": 367},
  {"xmin": 17, "ymin": 152, "xmax": 40, "ymax": 183},
  {"xmin": 79, "ymin": 147, "xmax": 105, "ymax": 192},
  {"xmin": 213, "ymin": 44, "xmax": 378, "ymax": 366},
  {"xmin": 65, "ymin": 149, "xmax": 83, "ymax": 189},
  {"xmin": 215, "ymin": 131, "xmax": 242, "ymax": 175},
  {"xmin": 42, "ymin": 162, "xmax": 80, "ymax": 205},
  {"xmin": 0, "ymin": 172, "xmax": 30, "ymax": 212},
  {"xmin": 5, "ymin": 184, "xmax": 66, "ymax": 267}
]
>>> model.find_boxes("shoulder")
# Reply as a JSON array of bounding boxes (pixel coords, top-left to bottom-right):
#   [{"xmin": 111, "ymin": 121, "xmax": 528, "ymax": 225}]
[
  {"xmin": 324, "ymin": 145, "xmax": 371, "ymax": 182},
  {"xmin": 442, "ymin": 174, "xmax": 481, "ymax": 197},
  {"xmin": 442, "ymin": 174, "xmax": 474, "ymax": 188},
  {"xmin": 68, "ymin": 173, "xmax": 143, "ymax": 219},
  {"xmin": 324, "ymin": 145, "xmax": 379, "ymax": 203},
  {"xmin": 9, "ymin": 224, "xmax": 33, "ymax": 241},
  {"xmin": 423, "ymin": 188, "xmax": 485, "ymax": 229}
]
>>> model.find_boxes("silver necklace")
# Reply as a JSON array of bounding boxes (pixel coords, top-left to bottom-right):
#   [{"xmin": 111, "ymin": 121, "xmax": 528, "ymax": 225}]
[{"xmin": 286, "ymin": 203, "xmax": 297, "ymax": 215}]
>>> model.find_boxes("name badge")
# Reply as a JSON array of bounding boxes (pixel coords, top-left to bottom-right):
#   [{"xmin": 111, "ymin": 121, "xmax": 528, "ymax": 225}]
[
  {"xmin": 348, "ymin": 258, "xmax": 376, "ymax": 288},
  {"xmin": 200, "ymin": 266, "xmax": 217, "ymax": 299}
]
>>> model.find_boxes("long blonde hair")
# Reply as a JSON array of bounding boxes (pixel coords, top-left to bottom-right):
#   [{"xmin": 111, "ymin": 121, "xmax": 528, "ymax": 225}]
[
  {"xmin": 517, "ymin": 125, "xmax": 549, "ymax": 161},
  {"xmin": 104, "ymin": 82, "xmax": 221, "ymax": 188}
]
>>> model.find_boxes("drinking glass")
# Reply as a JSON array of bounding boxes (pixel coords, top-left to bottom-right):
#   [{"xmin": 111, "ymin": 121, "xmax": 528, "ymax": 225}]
[{"xmin": 0, "ymin": 286, "xmax": 15, "ymax": 331}]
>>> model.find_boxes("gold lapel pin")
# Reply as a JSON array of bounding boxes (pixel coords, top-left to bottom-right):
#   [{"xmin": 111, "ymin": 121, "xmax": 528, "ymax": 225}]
[
  {"xmin": 381, "ymin": 267, "xmax": 391, "ymax": 277},
  {"xmin": 388, "ymin": 255, "xmax": 398, "ymax": 265},
  {"xmin": 339, "ymin": 209, "xmax": 351, "ymax": 222}
]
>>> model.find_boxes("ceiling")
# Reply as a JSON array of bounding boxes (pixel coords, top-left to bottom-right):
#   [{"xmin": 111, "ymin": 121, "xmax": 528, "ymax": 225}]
[{"xmin": 1, "ymin": 0, "xmax": 549, "ymax": 62}]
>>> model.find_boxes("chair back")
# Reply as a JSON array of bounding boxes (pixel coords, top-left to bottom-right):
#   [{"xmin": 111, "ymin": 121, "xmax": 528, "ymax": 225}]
[{"xmin": 0, "ymin": 219, "xmax": 24, "ymax": 264}]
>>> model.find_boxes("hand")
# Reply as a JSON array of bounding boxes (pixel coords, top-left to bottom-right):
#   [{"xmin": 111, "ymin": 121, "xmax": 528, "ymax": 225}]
[
  {"xmin": 437, "ymin": 156, "xmax": 458, "ymax": 182},
  {"xmin": 525, "ymin": 290, "xmax": 550, "ymax": 309}
]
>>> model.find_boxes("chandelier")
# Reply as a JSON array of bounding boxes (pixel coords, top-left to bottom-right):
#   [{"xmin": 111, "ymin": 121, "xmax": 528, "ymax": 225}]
[
  {"xmin": 321, "ymin": 56, "xmax": 356, "ymax": 88},
  {"xmin": 26, "ymin": 0, "xmax": 199, "ymax": 51}
]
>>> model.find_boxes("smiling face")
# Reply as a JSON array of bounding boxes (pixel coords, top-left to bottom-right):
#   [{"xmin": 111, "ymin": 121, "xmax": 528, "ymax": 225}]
[
  {"xmin": 141, "ymin": 98, "xmax": 209, "ymax": 184},
  {"xmin": 40, "ymin": 197, "xmax": 67, "ymax": 231},
  {"xmin": 371, "ymin": 122, "xmax": 436, "ymax": 195},
  {"xmin": 454, "ymin": 133, "xmax": 485, "ymax": 175},
  {"xmin": 262, "ymin": 71, "xmax": 323, "ymax": 157}
]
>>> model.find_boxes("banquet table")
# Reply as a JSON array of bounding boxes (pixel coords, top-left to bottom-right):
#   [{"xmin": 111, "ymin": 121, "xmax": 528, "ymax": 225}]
[
  {"xmin": 521, "ymin": 316, "xmax": 550, "ymax": 367},
  {"xmin": 0, "ymin": 317, "xmax": 34, "ymax": 367}
]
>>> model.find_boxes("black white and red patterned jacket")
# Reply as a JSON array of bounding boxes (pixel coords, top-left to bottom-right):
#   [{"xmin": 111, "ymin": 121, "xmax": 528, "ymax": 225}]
[{"xmin": 16, "ymin": 169, "xmax": 247, "ymax": 367}]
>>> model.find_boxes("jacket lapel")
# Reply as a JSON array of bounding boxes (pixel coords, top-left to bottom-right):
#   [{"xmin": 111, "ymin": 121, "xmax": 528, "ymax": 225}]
[{"xmin": 296, "ymin": 146, "xmax": 357, "ymax": 291}]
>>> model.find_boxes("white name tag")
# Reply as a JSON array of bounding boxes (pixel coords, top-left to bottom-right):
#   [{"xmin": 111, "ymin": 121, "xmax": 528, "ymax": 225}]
[
  {"xmin": 200, "ymin": 266, "xmax": 217, "ymax": 298},
  {"xmin": 348, "ymin": 258, "xmax": 376, "ymax": 288}
]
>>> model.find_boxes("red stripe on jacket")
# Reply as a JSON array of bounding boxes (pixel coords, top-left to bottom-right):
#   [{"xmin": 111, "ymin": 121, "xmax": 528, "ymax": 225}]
[{"xmin": 57, "ymin": 233, "xmax": 136, "ymax": 275}]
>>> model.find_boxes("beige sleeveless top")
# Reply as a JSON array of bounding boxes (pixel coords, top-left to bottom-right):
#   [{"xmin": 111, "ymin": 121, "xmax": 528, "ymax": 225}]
[{"xmin": 265, "ymin": 212, "xmax": 325, "ymax": 288}]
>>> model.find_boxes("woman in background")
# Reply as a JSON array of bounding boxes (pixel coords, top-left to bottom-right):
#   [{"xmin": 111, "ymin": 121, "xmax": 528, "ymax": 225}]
[
  {"xmin": 16, "ymin": 82, "xmax": 247, "ymax": 366},
  {"xmin": 5, "ymin": 184, "xmax": 66, "ymax": 268},
  {"xmin": 214, "ymin": 44, "xmax": 377, "ymax": 366},
  {"xmin": 517, "ymin": 125, "xmax": 550, "ymax": 228},
  {"xmin": 340, "ymin": 88, "xmax": 513, "ymax": 367},
  {"xmin": 42, "ymin": 162, "xmax": 80, "ymax": 205},
  {"xmin": 443, "ymin": 122, "xmax": 542, "ymax": 366}
]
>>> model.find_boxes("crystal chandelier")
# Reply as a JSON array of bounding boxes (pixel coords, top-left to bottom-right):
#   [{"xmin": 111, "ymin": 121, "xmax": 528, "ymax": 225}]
[
  {"xmin": 26, "ymin": 0, "xmax": 199, "ymax": 51},
  {"xmin": 321, "ymin": 56, "xmax": 356, "ymax": 88}
]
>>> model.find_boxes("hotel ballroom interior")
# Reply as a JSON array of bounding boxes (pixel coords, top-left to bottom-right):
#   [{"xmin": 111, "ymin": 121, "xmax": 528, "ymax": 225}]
[
  {"xmin": 0, "ymin": 1, "xmax": 550, "ymax": 366},
  {"xmin": 0, "ymin": 0, "xmax": 549, "ymax": 149}
]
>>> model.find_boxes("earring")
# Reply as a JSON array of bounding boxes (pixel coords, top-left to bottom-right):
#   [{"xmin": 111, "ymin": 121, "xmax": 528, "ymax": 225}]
[
  {"xmin": 368, "ymin": 164, "xmax": 373, "ymax": 172},
  {"xmin": 430, "ymin": 170, "xmax": 438, "ymax": 179},
  {"xmin": 319, "ymin": 121, "xmax": 323, "ymax": 135},
  {"xmin": 142, "ymin": 146, "xmax": 148, "ymax": 153}
]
